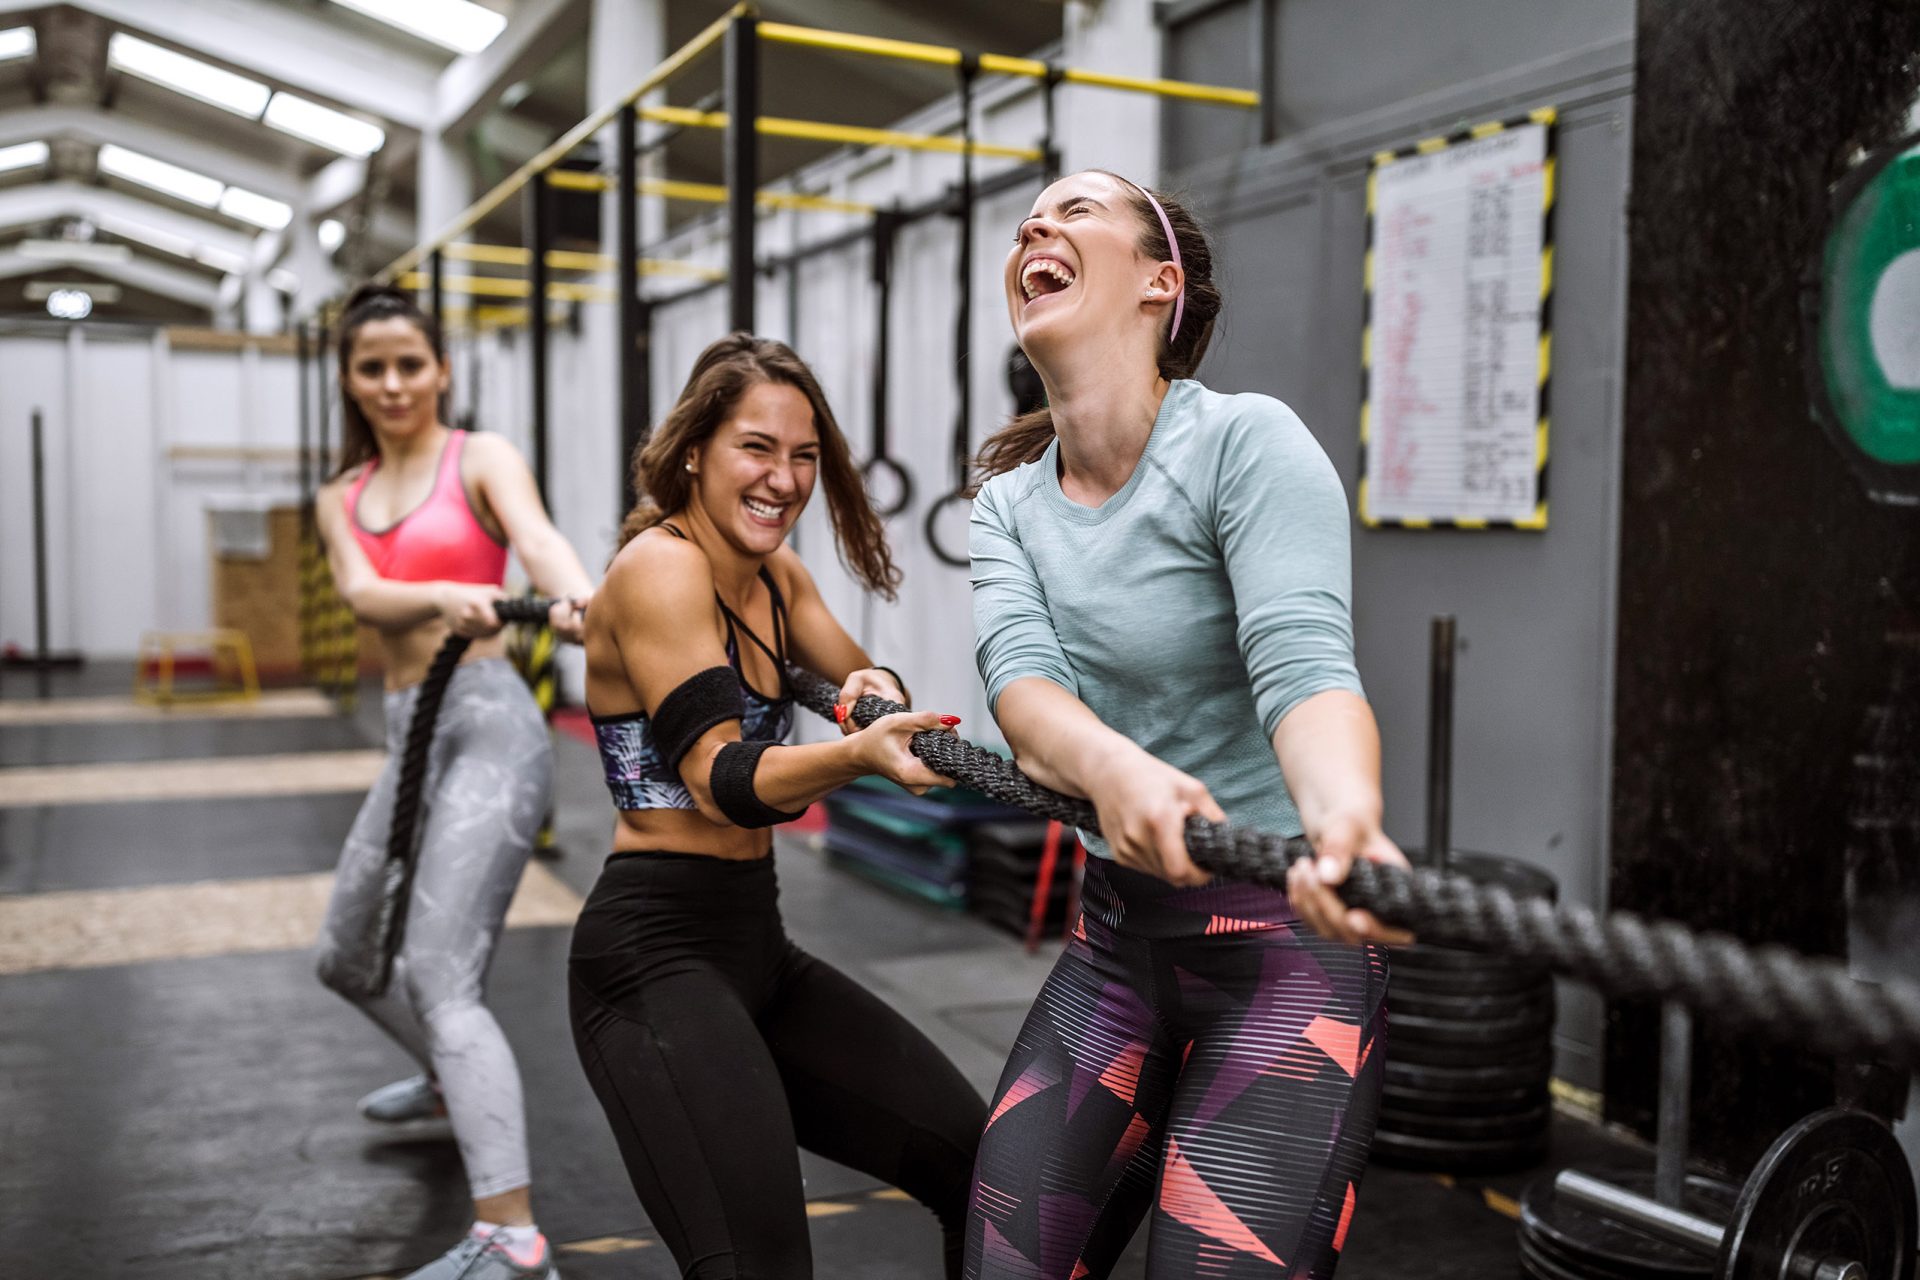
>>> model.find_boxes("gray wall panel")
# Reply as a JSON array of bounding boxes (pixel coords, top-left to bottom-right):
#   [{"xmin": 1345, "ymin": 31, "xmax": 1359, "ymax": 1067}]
[{"xmin": 1182, "ymin": 35, "xmax": 1635, "ymax": 1087}]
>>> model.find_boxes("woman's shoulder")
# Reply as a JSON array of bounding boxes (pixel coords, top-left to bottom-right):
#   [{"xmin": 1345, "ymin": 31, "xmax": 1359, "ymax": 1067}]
[
  {"xmin": 457, "ymin": 429, "xmax": 527, "ymax": 469},
  {"xmin": 604, "ymin": 525, "xmax": 712, "ymax": 604}
]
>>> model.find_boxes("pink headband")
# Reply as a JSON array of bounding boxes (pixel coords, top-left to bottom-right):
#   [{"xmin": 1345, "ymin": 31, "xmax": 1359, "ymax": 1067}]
[{"xmin": 1129, "ymin": 180, "xmax": 1184, "ymax": 342}]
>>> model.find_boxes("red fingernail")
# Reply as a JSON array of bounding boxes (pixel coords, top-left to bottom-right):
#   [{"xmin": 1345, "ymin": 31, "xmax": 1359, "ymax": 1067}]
[
  {"xmin": 834, "ymin": 705, "xmax": 848, "ymax": 723},
  {"xmin": 939, "ymin": 715, "xmax": 962, "ymax": 726}
]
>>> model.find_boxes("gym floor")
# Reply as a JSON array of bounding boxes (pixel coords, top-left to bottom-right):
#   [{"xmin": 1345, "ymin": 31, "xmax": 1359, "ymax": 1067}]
[{"xmin": 1, "ymin": 666, "xmax": 1646, "ymax": 1280}]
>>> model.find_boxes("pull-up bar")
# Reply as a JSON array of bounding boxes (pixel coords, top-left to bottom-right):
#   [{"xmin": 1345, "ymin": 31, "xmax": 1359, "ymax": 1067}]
[
  {"xmin": 757, "ymin": 21, "xmax": 1261, "ymax": 108},
  {"xmin": 544, "ymin": 170, "xmax": 872, "ymax": 215},
  {"xmin": 436, "ymin": 242, "xmax": 723, "ymax": 278},
  {"xmin": 637, "ymin": 105, "xmax": 1045, "ymax": 162}
]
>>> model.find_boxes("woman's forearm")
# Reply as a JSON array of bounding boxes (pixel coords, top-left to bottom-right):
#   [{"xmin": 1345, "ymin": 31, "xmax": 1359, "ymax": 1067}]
[
  {"xmin": 341, "ymin": 577, "xmax": 448, "ymax": 630},
  {"xmin": 517, "ymin": 527, "xmax": 596, "ymax": 601},
  {"xmin": 683, "ymin": 735, "xmax": 868, "ymax": 823},
  {"xmin": 994, "ymin": 677, "xmax": 1139, "ymax": 799},
  {"xmin": 1271, "ymin": 689, "xmax": 1384, "ymax": 835}
]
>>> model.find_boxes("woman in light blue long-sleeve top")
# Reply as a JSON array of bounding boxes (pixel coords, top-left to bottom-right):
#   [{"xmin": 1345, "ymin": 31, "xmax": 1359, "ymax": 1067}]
[{"xmin": 962, "ymin": 169, "xmax": 1411, "ymax": 1280}]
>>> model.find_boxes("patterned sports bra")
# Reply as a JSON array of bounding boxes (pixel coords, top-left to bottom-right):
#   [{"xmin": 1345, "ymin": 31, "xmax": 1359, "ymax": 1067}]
[{"xmin": 590, "ymin": 525, "xmax": 795, "ymax": 812}]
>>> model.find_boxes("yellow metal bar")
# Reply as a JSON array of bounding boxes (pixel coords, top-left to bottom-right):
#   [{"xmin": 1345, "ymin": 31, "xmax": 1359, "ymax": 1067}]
[
  {"xmin": 399, "ymin": 272, "xmax": 623, "ymax": 303},
  {"xmin": 546, "ymin": 169, "xmax": 871, "ymax": 214},
  {"xmin": 381, "ymin": 3, "xmax": 747, "ymax": 282},
  {"xmin": 435, "ymin": 242, "xmax": 721, "ymax": 277},
  {"xmin": 759, "ymin": 22, "xmax": 1259, "ymax": 108},
  {"xmin": 640, "ymin": 105, "xmax": 1042, "ymax": 161}
]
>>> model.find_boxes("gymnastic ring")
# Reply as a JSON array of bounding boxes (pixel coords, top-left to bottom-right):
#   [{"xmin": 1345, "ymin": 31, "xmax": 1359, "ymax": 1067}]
[
  {"xmin": 862, "ymin": 454, "xmax": 914, "ymax": 518},
  {"xmin": 924, "ymin": 490, "xmax": 971, "ymax": 569}
]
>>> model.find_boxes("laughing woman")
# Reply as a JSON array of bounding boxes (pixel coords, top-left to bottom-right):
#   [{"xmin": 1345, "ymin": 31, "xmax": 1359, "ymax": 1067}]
[
  {"xmin": 569, "ymin": 333, "xmax": 987, "ymax": 1279},
  {"xmin": 964, "ymin": 171, "xmax": 1411, "ymax": 1278}
]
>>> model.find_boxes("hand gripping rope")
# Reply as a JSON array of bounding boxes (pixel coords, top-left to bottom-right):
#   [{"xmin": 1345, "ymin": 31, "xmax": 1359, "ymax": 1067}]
[
  {"xmin": 785, "ymin": 665, "xmax": 1920, "ymax": 1070},
  {"xmin": 358, "ymin": 596, "xmax": 559, "ymax": 998}
]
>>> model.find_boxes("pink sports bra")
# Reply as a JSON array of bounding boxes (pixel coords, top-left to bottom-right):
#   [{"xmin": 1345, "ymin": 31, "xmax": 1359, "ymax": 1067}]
[{"xmin": 343, "ymin": 430, "xmax": 508, "ymax": 585}]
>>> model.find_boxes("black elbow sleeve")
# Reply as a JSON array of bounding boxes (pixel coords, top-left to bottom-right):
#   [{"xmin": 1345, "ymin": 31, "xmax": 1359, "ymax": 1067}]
[
  {"xmin": 653, "ymin": 667, "xmax": 745, "ymax": 771},
  {"xmin": 710, "ymin": 740, "xmax": 806, "ymax": 828}
]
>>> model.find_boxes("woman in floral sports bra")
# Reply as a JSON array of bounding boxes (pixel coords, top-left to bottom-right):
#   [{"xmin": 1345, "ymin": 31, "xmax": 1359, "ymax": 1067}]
[
  {"xmin": 311, "ymin": 284, "xmax": 596, "ymax": 1280},
  {"xmin": 571, "ymin": 333, "xmax": 988, "ymax": 1279}
]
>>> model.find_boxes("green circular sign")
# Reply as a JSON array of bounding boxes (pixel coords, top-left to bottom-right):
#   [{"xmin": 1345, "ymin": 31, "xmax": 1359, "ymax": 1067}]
[{"xmin": 1812, "ymin": 133, "xmax": 1920, "ymax": 499}]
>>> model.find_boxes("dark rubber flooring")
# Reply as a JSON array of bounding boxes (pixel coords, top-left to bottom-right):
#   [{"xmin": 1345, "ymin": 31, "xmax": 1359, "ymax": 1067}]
[{"xmin": 1, "ymin": 665, "xmax": 1649, "ymax": 1279}]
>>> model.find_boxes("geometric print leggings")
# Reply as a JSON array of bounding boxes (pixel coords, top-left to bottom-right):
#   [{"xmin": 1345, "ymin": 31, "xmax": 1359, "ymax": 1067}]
[{"xmin": 965, "ymin": 858, "xmax": 1388, "ymax": 1279}]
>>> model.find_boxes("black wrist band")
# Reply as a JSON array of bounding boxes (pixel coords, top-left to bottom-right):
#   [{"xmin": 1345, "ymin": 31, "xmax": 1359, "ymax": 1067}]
[{"xmin": 872, "ymin": 665, "xmax": 911, "ymax": 708}]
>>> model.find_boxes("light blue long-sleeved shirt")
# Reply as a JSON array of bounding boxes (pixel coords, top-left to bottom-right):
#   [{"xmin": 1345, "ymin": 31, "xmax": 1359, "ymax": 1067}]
[{"xmin": 970, "ymin": 378, "xmax": 1364, "ymax": 856}]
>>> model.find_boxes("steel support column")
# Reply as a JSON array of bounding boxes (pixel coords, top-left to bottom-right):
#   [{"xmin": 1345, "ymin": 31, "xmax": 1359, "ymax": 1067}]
[
  {"xmin": 526, "ymin": 175, "xmax": 552, "ymax": 499},
  {"xmin": 429, "ymin": 249, "xmax": 444, "ymax": 332},
  {"xmin": 617, "ymin": 101, "xmax": 644, "ymax": 513},
  {"xmin": 724, "ymin": 12, "xmax": 759, "ymax": 333}
]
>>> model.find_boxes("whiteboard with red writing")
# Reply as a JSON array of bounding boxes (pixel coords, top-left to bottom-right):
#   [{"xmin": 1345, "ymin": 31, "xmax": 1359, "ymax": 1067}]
[{"xmin": 1360, "ymin": 110, "xmax": 1555, "ymax": 529}]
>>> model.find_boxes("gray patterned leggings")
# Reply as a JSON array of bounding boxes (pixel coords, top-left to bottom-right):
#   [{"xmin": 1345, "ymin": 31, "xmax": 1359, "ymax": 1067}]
[{"xmin": 316, "ymin": 658, "xmax": 553, "ymax": 1199}]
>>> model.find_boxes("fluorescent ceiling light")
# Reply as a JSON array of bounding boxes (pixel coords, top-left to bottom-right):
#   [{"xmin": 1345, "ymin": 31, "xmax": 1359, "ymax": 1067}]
[
  {"xmin": 0, "ymin": 140, "xmax": 49, "ymax": 173},
  {"xmin": 193, "ymin": 245, "xmax": 247, "ymax": 274},
  {"xmin": 95, "ymin": 214, "xmax": 197, "ymax": 261},
  {"xmin": 0, "ymin": 25, "xmax": 35, "ymax": 62},
  {"xmin": 19, "ymin": 239, "xmax": 133, "ymax": 265},
  {"xmin": 264, "ymin": 93, "xmax": 385, "ymax": 158},
  {"xmin": 318, "ymin": 219, "xmax": 346, "ymax": 253},
  {"xmin": 329, "ymin": 0, "xmax": 505, "ymax": 55},
  {"xmin": 219, "ymin": 186, "xmax": 293, "ymax": 230},
  {"xmin": 98, "ymin": 144, "xmax": 223, "ymax": 207},
  {"xmin": 47, "ymin": 289, "xmax": 93, "ymax": 320},
  {"xmin": 107, "ymin": 32, "xmax": 270, "ymax": 117},
  {"xmin": 268, "ymin": 267, "xmax": 300, "ymax": 292}
]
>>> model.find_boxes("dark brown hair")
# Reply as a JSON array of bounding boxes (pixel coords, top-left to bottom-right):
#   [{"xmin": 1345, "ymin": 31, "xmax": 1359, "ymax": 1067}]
[
  {"xmin": 332, "ymin": 282, "xmax": 446, "ymax": 477},
  {"xmin": 619, "ymin": 332, "xmax": 903, "ymax": 601},
  {"xmin": 970, "ymin": 172, "xmax": 1220, "ymax": 491}
]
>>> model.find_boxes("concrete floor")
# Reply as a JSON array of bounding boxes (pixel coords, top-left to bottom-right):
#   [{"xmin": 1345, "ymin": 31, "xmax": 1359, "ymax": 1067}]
[{"xmin": 0, "ymin": 662, "xmax": 1647, "ymax": 1279}]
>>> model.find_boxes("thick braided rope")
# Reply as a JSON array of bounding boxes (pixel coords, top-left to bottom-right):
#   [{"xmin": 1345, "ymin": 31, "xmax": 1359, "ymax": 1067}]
[
  {"xmin": 788, "ymin": 665, "xmax": 1920, "ymax": 1069},
  {"xmin": 367, "ymin": 597, "xmax": 557, "ymax": 994}
]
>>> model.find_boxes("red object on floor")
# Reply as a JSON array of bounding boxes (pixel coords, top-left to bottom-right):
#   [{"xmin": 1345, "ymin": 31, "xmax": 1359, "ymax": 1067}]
[
  {"xmin": 552, "ymin": 706, "xmax": 595, "ymax": 747},
  {"xmin": 1026, "ymin": 820, "xmax": 1084, "ymax": 953}
]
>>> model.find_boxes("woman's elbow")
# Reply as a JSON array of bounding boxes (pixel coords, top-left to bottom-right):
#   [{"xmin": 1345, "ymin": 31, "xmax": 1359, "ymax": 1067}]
[{"xmin": 678, "ymin": 753, "xmax": 736, "ymax": 827}]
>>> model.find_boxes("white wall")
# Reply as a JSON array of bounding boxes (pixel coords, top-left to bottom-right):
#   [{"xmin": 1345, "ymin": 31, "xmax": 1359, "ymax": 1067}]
[{"xmin": 0, "ymin": 325, "xmax": 301, "ymax": 657}]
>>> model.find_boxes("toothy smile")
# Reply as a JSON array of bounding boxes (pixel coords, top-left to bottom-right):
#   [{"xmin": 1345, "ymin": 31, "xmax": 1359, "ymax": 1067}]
[
  {"xmin": 744, "ymin": 497, "xmax": 787, "ymax": 522},
  {"xmin": 1020, "ymin": 256, "xmax": 1076, "ymax": 301}
]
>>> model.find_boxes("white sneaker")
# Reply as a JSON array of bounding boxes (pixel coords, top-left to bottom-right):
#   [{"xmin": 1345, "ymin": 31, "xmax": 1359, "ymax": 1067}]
[{"xmin": 356, "ymin": 1074, "xmax": 446, "ymax": 1123}]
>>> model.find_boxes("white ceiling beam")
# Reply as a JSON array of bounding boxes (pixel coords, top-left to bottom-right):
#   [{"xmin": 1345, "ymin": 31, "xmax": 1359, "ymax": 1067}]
[
  {"xmin": 0, "ymin": 0, "xmax": 440, "ymax": 131},
  {"xmin": 0, "ymin": 245, "xmax": 219, "ymax": 308},
  {"xmin": 0, "ymin": 180, "xmax": 255, "ymax": 260},
  {"xmin": 436, "ymin": 0, "xmax": 589, "ymax": 142},
  {"xmin": 306, "ymin": 154, "xmax": 370, "ymax": 218},
  {"xmin": 0, "ymin": 104, "xmax": 304, "ymax": 204}
]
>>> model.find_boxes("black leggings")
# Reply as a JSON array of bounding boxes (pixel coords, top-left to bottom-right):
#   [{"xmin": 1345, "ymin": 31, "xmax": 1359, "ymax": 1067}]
[{"xmin": 568, "ymin": 851, "xmax": 988, "ymax": 1279}]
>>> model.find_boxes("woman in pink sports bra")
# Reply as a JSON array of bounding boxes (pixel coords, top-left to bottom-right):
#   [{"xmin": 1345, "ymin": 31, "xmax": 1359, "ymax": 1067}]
[{"xmin": 312, "ymin": 283, "xmax": 594, "ymax": 1280}]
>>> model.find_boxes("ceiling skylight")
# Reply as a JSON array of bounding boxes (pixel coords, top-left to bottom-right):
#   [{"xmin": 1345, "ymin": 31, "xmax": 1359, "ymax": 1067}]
[
  {"xmin": 19, "ymin": 239, "xmax": 134, "ymax": 265},
  {"xmin": 329, "ymin": 0, "xmax": 506, "ymax": 55},
  {"xmin": 194, "ymin": 245, "xmax": 248, "ymax": 274},
  {"xmin": 264, "ymin": 93, "xmax": 385, "ymax": 158},
  {"xmin": 0, "ymin": 140, "xmax": 49, "ymax": 173},
  {"xmin": 318, "ymin": 219, "xmax": 346, "ymax": 253},
  {"xmin": 0, "ymin": 26, "xmax": 35, "ymax": 63},
  {"xmin": 218, "ymin": 186, "xmax": 293, "ymax": 230},
  {"xmin": 97, "ymin": 144, "xmax": 224, "ymax": 207},
  {"xmin": 107, "ymin": 33, "xmax": 271, "ymax": 117}
]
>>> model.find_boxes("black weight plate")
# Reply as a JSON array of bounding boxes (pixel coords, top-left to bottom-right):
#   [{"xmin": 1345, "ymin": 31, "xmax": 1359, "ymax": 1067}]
[
  {"xmin": 1719, "ymin": 1107, "xmax": 1917, "ymax": 1280},
  {"xmin": 1388, "ymin": 984, "xmax": 1555, "ymax": 1022},
  {"xmin": 1391, "ymin": 950, "xmax": 1553, "ymax": 995},
  {"xmin": 1382, "ymin": 1079, "xmax": 1548, "ymax": 1116},
  {"xmin": 1521, "ymin": 1170, "xmax": 1736, "ymax": 1280},
  {"xmin": 1445, "ymin": 851, "xmax": 1559, "ymax": 903},
  {"xmin": 1389, "ymin": 1004, "xmax": 1556, "ymax": 1045},
  {"xmin": 1370, "ymin": 1126, "xmax": 1549, "ymax": 1174},
  {"xmin": 1517, "ymin": 1228, "xmax": 1700, "ymax": 1280},
  {"xmin": 1390, "ymin": 941, "xmax": 1547, "ymax": 974},
  {"xmin": 1386, "ymin": 1055, "xmax": 1553, "ymax": 1093},
  {"xmin": 1377, "ymin": 1103, "xmax": 1552, "ymax": 1141},
  {"xmin": 1387, "ymin": 1031, "xmax": 1552, "ymax": 1067}
]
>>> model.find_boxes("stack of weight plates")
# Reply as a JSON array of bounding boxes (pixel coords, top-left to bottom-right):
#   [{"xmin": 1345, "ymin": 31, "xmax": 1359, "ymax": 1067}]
[
  {"xmin": 822, "ymin": 777, "xmax": 1023, "ymax": 910},
  {"xmin": 967, "ymin": 819, "xmax": 1070, "ymax": 938},
  {"xmin": 1516, "ymin": 1171, "xmax": 1738, "ymax": 1280},
  {"xmin": 1374, "ymin": 852, "xmax": 1559, "ymax": 1174}
]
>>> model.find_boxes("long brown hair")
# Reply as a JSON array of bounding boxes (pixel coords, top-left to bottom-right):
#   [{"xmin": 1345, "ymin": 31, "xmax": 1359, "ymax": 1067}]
[
  {"xmin": 619, "ymin": 333, "xmax": 903, "ymax": 601},
  {"xmin": 331, "ymin": 282, "xmax": 448, "ymax": 477},
  {"xmin": 970, "ymin": 172, "xmax": 1221, "ymax": 492}
]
